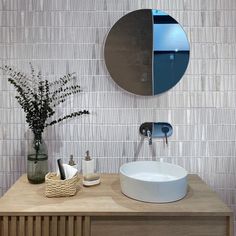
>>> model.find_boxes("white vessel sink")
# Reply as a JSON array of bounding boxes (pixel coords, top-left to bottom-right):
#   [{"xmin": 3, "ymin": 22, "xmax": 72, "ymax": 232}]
[{"xmin": 119, "ymin": 161, "xmax": 188, "ymax": 203}]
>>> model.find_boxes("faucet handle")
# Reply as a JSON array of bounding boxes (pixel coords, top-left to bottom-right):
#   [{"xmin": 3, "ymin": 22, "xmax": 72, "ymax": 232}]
[{"xmin": 162, "ymin": 126, "xmax": 169, "ymax": 146}]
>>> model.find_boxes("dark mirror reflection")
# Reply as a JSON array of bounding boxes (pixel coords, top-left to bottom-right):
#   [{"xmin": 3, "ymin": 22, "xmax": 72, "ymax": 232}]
[{"xmin": 104, "ymin": 9, "xmax": 190, "ymax": 96}]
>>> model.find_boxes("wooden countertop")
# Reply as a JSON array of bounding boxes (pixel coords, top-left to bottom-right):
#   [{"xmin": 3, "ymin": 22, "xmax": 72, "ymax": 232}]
[{"xmin": 0, "ymin": 174, "xmax": 232, "ymax": 216}]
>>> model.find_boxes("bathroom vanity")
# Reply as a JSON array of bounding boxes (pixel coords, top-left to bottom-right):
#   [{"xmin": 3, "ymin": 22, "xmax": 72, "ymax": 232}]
[{"xmin": 0, "ymin": 174, "xmax": 233, "ymax": 236}]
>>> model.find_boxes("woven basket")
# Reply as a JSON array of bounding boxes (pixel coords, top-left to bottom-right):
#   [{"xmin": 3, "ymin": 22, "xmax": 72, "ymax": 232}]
[{"xmin": 45, "ymin": 172, "xmax": 79, "ymax": 198}]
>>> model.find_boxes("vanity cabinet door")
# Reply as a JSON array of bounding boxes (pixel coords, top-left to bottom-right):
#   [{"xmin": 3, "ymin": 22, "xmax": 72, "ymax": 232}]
[
  {"xmin": 90, "ymin": 216, "xmax": 229, "ymax": 236},
  {"xmin": 0, "ymin": 215, "xmax": 83, "ymax": 236}
]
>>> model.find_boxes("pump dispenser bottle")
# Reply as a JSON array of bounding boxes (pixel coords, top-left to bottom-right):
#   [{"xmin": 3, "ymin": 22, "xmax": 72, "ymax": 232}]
[
  {"xmin": 82, "ymin": 150, "xmax": 94, "ymax": 175},
  {"xmin": 68, "ymin": 154, "xmax": 77, "ymax": 168}
]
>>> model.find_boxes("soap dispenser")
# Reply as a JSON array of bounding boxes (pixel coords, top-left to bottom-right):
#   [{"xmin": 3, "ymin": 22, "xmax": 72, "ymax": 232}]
[{"xmin": 82, "ymin": 151, "xmax": 94, "ymax": 175}]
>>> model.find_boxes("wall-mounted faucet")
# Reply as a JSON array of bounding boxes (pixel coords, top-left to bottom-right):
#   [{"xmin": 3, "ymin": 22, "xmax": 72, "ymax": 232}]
[{"xmin": 139, "ymin": 122, "xmax": 173, "ymax": 146}]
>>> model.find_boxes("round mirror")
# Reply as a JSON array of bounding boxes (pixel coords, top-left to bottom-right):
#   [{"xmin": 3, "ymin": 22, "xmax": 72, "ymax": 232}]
[{"xmin": 104, "ymin": 9, "xmax": 190, "ymax": 96}]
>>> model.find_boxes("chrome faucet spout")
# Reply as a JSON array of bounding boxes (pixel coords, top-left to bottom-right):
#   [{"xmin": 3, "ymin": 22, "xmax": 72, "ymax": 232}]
[{"xmin": 147, "ymin": 130, "xmax": 152, "ymax": 145}]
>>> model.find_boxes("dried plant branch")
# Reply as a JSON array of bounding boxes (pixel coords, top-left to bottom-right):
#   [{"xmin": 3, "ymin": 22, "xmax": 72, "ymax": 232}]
[{"xmin": 1, "ymin": 63, "xmax": 89, "ymax": 146}]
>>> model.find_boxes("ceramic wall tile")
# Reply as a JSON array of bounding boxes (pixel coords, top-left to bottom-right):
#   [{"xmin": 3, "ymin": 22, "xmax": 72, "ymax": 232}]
[{"xmin": 0, "ymin": 0, "xmax": 235, "ymax": 231}]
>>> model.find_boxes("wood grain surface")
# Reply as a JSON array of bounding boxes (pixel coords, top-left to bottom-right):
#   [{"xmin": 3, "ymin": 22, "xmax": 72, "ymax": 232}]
[{"xmin": 0, "ymin": 174, "xmax": 232, "ymax": 216}]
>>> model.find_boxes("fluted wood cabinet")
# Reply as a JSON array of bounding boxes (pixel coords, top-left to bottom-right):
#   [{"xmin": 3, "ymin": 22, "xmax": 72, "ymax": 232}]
[{"xmin": 0, "ymin": 174, "xmax": 233, "ymax": 236}]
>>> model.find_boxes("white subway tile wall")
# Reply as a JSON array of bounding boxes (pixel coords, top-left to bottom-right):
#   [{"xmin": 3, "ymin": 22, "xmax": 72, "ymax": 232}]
[{"xmin": 0, "ymin": 0, "xmax": 235, "ymax": 232}]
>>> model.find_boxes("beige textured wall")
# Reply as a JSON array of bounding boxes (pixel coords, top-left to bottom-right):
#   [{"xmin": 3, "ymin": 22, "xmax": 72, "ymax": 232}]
[{"xmin": 0, "ymin": 0, "xmax": 235, "ymax": 232}]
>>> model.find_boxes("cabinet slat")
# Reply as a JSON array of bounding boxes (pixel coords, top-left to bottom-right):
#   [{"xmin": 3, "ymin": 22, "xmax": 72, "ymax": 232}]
[
  {"xmin": 27, "ymin": 216, "xmax": 33, "ymax": 236},
  {"xmin": 0, "ymin": 217, "xmax": 3, "ymax": 236},
  {"xmin": 75, "ymin": 216, "xmax": 82, "ymax": 236},
  {"xmin": 43, "ymin": 216, "xmax": 50, "ymax": 236},
  {"xmin": 3, "ymin": 216, "xmax": 9, "ymax": 236},
  {"xmin": 83, "ymin": 216, "xmax": 90, "ymax": 236},
  {"xmin": 19, "ymin": 216, "xmax": 25, "ymax": 236},
  {"xmin": 51, "ymin": 216, "xmax": 57, "ymax": 236},
  {"xmin": 68, "ymin": 216, "xmax": 74, "ymax": 236},
  {"xmin": 10, "ymin": 216, "xmax": 17, "ymax": 236},
  {"xmin": 35, "ymin": 216, "xmax": 41, "ymax": 236},
  {"xmin": 59, "ymin": 216, "xmax": 66, "ymax": 236}
]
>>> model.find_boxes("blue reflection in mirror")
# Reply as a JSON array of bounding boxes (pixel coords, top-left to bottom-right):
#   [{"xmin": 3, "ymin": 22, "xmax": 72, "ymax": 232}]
[
  {"xmin": 153, "ymin": 24, "xmax": 190, "ymax": 51},
  {"xmin": 152, "ymin": 9, "xmax": 190, "ymax": 94}
]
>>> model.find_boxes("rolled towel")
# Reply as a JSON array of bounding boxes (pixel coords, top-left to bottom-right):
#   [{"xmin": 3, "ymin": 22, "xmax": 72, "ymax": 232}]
[{"xmin": 57, "ymin": 164, "xmax": 78, "ymax": 179}]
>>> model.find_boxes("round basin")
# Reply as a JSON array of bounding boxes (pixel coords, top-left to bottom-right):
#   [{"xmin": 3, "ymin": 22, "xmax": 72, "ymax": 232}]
[{"xmin": 119, "ymin": 161, "xmax": 188, "ymax": 203}]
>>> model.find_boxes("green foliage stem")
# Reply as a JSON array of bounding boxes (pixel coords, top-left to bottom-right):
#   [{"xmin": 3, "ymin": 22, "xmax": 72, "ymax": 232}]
[{"xmin": 1, "ymin": 64, "xmax": 89, "ymax": 154}]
